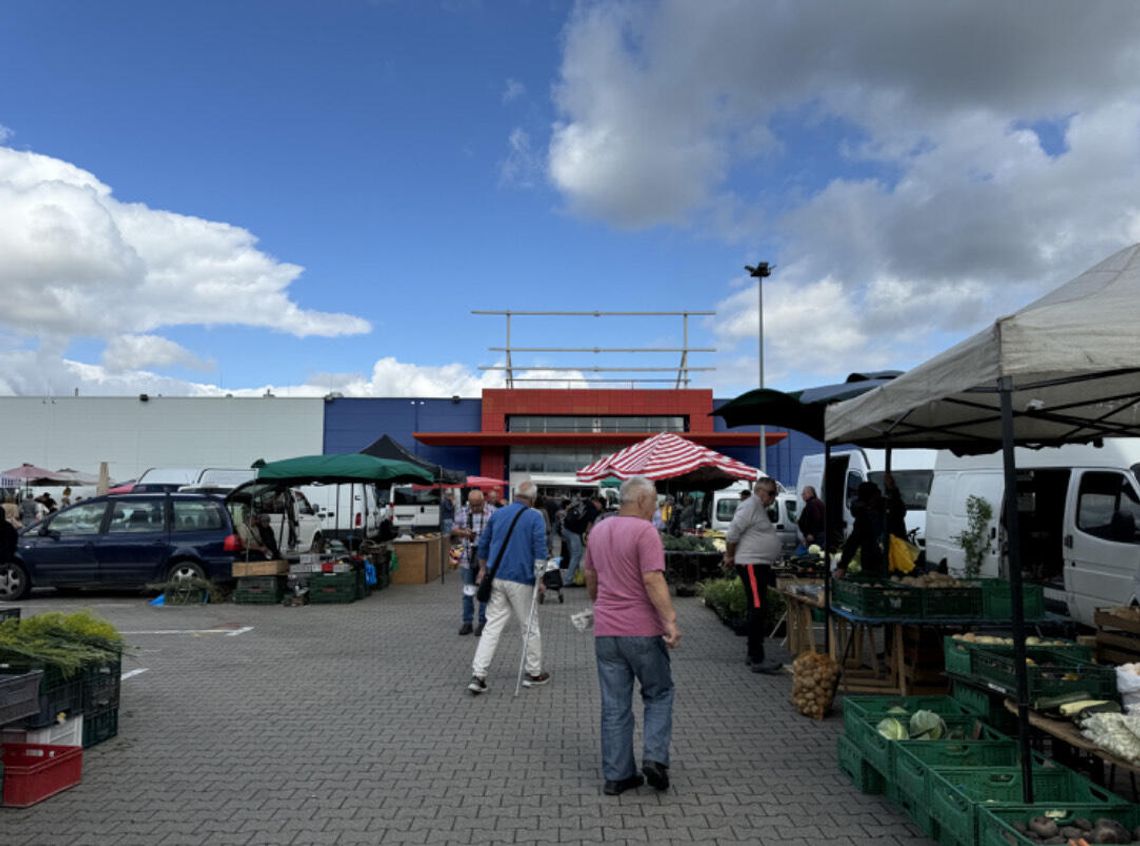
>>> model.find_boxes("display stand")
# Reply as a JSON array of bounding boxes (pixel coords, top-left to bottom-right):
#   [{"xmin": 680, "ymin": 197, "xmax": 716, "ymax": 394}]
[
  {"xmin": 390, "ymin": 535, "xmax": 443, "ymax": 585},
  {"xmin": 775, "ymin": 579, "xmax": 825, "ymax": 656}
]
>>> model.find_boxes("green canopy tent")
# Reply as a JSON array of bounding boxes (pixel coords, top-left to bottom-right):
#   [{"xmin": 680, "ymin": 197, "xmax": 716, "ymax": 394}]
[
  {"xmin": 252, "ymin": 454, "xmax": 435, "ymax": 559},
  {"xmin": 255, "ymin": 454, "xmax": 434, "ymax": 487}
]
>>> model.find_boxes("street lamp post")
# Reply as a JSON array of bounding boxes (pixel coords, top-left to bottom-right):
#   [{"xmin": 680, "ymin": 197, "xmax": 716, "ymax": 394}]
[{"xmin": 745, "ymin": 262, "xmax": 773, "ymax": 474}]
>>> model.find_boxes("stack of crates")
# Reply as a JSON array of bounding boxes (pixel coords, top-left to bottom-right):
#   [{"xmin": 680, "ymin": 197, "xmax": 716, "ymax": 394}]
[
  {"xmin": 233, "ymin": 576, "xmax": 286, "ymax": 604},
  {"xmin": 80, "ymin": 651, "xmax": 121, "ymax": 749}
]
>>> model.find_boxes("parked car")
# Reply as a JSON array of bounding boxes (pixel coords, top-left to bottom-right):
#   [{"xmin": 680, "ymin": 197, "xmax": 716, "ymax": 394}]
[{"xmin": 0, "ymin": 493, "xmax": 238, "ymax": 601}]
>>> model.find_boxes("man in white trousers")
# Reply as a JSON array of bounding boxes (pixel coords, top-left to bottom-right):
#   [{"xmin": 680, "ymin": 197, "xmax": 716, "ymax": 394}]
[{"xmin": 468, "ymin": 480, "xmax": 550, "ymax": 695}]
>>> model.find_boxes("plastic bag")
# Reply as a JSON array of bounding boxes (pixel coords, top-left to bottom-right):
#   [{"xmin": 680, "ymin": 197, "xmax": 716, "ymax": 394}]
[
  {"xmin": 364, "ymin": 561, "xmax": 378, "ymax": 586},
  {"xmin": 1117, "ymin": 663, "xmax": 1140, "ymax": 713},
  {"xmin": 889, "ymin": 534, "xmax": 920, "ymax": 574}
]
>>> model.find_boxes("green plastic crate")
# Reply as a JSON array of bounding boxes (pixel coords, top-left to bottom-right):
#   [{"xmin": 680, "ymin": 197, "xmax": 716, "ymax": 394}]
[
  {"xmin": 308, "ymin": 572, "xmax": 358, "ymax": 604},
  {"xmin": 837, "ymin": 733, "xmax": 884, "ymax": 795},
  {"xmin": 977, "ymin": 579, "xmax": 1045, "ymax": 621},
  {"xmin": 857, "ymin": 714, "xmax": 986, "ymax": 779},
  {"xmin": 832, "ymin": 577, "xmax": 922, "ymax": 618},
  {"xmin": 842, "ymin": 694, "xmax": 970, "ymax": 739},
  {"xmin": 929, "ymin": 757, "xmax": 1122, "ymax": 846},
  {"xmin": 943, "ymin": 635, "xmax": 1095, "ymax": 680},
  {"xmin": 978, "ymin": 803, "xmax": 1139, "ymax": 846},
  {"xmin": 83, "ymin": 706, "xmax": 119, "ymax": 748},
  {"xmin": 920, "ymin": 585, "xmax": 984, "ymax": 619},
  {"xmin": 892, "ymin": 729, "xmax": 1014, "ymax": 839},
  {"xmin": 971, "ymin": 647, "xmax": 1118, "ymax": 706}
]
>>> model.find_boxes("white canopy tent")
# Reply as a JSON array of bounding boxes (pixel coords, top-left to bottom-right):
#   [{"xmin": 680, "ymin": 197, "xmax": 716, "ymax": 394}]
[
  {"xmin": 827, "ymin": 243, "xmax": 1140, "ymax": 452},
  {"xmin": 825, "ymin": 241, "xmax": 1140, "ymax": 804}
]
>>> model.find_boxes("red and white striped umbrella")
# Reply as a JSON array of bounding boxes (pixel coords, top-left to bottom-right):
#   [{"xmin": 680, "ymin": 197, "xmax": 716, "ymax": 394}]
[{"xmin": 576, "ymin": 433, "xmax": 758, "ymax": 490}]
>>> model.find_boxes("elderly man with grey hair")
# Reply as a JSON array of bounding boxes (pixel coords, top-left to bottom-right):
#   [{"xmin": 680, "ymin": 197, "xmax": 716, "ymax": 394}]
[
  {"xmin": 468, "ymin": 480, "xmax": 550, "ymax": 695},
  {"xmin": 585, "ymin": 475, "xmax": 680, "ymax": 796}
]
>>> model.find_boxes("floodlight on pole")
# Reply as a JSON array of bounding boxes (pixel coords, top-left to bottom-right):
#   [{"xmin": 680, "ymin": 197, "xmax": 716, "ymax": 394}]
[{"xmin": 745, "ymin": 262, "xmax": 773, "ymax": 474}]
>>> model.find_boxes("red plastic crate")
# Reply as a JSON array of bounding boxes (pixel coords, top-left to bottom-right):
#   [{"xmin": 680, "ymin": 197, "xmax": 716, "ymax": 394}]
[{"xmin": 1, "ymin": 743, "xmax": 83, "ymax": 807}]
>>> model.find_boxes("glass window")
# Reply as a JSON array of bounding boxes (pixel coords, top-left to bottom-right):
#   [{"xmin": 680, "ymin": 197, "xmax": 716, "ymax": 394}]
[
  {"xmin": 867, "ymin": 470, "xmax": 934, "ymax": 511},
  {"xmin": 172, "ymin": 500, "xmax": 225, "ymax": 532},
  {"xmin": 393, "ymin": 486, "xmax": 440, "ymax": 506},
  {"xmin": 1077, "ymin": 471, "xmax": 1140, "ymax": 544},
  {"xmin": 293, "ymin": 491, "xmax": 314, "ymax": 516},
  {"xmin": 507, "ymin": 415, "xmax": 687, "ymax": 433},
  {"xmin": 108, "ymin": 499, "xmax": 166, "ymax": 533},
  {"xmin": 716, "ymin": 499, "xmax": 740, "ymax": 521},
  {"xmin": 49, "ymin": 501, "xmax": 108, "ymax": 535}
]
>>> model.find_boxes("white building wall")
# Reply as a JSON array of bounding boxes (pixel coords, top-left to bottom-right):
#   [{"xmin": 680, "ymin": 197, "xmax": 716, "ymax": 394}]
[{"xmin": 0, "ymin": 397, "xmax": 324, "ymax": 484}]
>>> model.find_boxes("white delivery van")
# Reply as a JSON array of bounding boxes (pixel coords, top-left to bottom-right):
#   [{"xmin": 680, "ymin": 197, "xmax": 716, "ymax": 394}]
[
  {"xmin": 299, "ymin": 483, "xmax": 385, "ymax": 546},
  {"xmin": 709, "ymin": 482, "xmax": 801, "ymax": 555},
  {"xmin": 386, "ymin": 484, "xmax": 441, "ymax": 535},
  {"xmin": 924, "ymin": 440, "xmax": 1140, "ymax": 627},
  {"xmin": 796, "ymin": 449, "xmax": 937, "ymax": 546},
  {"xmin": 137, "ymin": 467, "xmax": 255, "ymax": 493}
]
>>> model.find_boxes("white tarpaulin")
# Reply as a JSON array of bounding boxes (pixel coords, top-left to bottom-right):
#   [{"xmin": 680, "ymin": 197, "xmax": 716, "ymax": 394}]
[{"xmin": 825, "ymin": 243, "xmax": 1140, "ymax": 449}]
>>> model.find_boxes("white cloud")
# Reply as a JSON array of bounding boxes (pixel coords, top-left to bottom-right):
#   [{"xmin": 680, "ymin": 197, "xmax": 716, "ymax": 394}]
[
  {"xmin": 502, "ymin": 78, "xmax": 526, "ymax": 104},
  {"xmin": 499, "ymin": 128, "xmax": 544, "ymax": 188},
  {"xmin": 102, "ymin": 335, "xmax": 213, "ymax": 372},
  {"xmin": 0, "ymin": 146, "xmax": 371, "ymax": 343},
  {"xmin": 551, "ymin": 1, "xmax": 1140, "ymax": 388},
  {"xmin": 0, "ymin": 125, "xmax": 12, "ymax": 144}
]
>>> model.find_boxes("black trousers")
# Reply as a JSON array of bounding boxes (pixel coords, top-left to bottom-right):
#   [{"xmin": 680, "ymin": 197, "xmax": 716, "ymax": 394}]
[{"xmin": 736, "ymin": 563, "xmax": 773, "ymax": 663}]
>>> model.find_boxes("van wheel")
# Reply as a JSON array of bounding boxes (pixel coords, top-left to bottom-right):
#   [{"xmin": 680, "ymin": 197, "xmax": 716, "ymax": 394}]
[
  {"xmin": 0, "ymin": 562, "xmax": 30, "ymax": 601},
  {"xmin": 310, "ymin": 534, "xmax": 325, "ymax": 554},
  {"xmin": 167, "ymin": 560, "xmax": 207, "ymax": 583}
]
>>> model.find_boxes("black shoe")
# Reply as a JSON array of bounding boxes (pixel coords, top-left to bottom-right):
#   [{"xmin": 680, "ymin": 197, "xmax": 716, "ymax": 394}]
[
  {"xmin": 458, "ymin": 623, "xmax": 474, "ymax": 636},
  {"xmin": 467, "ymin": 676, "xmax": 487, "ymax": 695},
  {"xmin": 603, "ymin": 774, "xmax": 644, "ymax": 796},
  {"xmin": 751, "ymin": 660, "xmax": 783, "ymax": 675},
  {"xmin": 642, "ymin": 761, "xmax": 669, "ymax": 791},
  {"xmin": 474, "ymin": 622, "xmax": 485, "ymax": 637}
]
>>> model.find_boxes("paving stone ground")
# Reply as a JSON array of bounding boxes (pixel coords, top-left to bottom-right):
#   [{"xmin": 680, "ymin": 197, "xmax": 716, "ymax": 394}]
[{"xmin": 1, "ymin": 580, "xmax": 930, "ymax": 845}]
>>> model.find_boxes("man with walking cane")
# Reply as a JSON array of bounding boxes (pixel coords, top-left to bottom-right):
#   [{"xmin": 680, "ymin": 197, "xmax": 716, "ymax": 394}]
[{"xmin": 468, "ymin": 480, "xmax": 550, "ymax": 696}]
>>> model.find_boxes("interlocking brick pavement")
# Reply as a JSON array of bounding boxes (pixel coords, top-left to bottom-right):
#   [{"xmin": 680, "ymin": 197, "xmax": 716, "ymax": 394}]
[{"xmin": 0, "ymin": 581, "xmax": 932, "ymax": 845}]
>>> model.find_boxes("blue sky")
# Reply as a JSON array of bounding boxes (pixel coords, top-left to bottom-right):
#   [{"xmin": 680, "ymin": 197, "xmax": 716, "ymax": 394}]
[{"xmin": 2, "ymin": 1, "xmax": 1139, "ymax": 398}]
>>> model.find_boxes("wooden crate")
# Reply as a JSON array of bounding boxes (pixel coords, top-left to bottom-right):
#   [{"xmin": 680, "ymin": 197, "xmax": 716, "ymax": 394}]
[
  {"xmin": 232, "ymin": 559, "xmax": 289, "ymax": 578},
  {"xmin": 1095, "ymin": 607, "xmax": 1140, "ymax": 664}
]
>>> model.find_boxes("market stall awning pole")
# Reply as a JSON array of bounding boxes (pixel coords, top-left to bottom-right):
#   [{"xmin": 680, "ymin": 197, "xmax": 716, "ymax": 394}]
[
  {"xmin": 1001, "ymin": 377, "xmax": 1034, "ymax": 804},
  {"xmin": 822, "ymin": 441, "xmax": 832, "ymax": 653}
]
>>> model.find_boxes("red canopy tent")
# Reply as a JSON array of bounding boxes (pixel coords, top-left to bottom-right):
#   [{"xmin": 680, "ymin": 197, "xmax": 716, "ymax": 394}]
[
  {"xmin": 576, "ymin": 432, "xmax": 758, "ymax": 491},
  {"xmin": 412, "ymin": 475, "xmax": 508, "ymax": 492},
  {"xmin": 1, "ymin": 464, "xmax": 68, "ymax": 486}
]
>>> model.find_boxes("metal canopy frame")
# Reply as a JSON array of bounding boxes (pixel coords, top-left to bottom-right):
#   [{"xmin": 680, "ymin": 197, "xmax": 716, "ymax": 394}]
[{"xmin": 473, "ymin": 310, "xmax": 716, "ymax": 389}]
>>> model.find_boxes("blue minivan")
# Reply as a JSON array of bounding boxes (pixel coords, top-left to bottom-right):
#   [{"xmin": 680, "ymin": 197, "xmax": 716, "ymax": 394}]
[{"xmin": 1, "ymin": 493, "xmax": 238, "ymax": 601}]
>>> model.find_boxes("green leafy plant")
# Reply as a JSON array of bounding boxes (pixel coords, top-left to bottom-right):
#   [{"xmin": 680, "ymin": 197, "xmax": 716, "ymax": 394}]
[
  {"xmin": 0, "ymin": 612, "xmax": 127, "ymax": 677},
  {"xmin": 697, "ymin": 578, "xmax": 746, "ymax": 617},
  {"xmin": 953, "ymin": 495, "xmax": 994, "ymax": 578}
]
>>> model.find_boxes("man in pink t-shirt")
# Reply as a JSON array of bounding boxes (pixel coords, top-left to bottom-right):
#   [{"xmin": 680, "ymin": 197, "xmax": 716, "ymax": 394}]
[{"xmin": 585, "ymin": 476, "xmax": 680, "ymax": 797}]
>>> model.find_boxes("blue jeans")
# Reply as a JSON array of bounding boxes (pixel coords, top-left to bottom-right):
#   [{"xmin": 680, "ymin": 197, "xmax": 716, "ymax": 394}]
[
  {"xmin": 460, "ymin": 566, "xmax": 487, "ymax": 625},
  {"xmin": 562, "ymin": 531, "xmax": 583, "ymax": 586},
  {"xmin": 595, "ymin": 636, "xmax": 674, "ymax": 782}
]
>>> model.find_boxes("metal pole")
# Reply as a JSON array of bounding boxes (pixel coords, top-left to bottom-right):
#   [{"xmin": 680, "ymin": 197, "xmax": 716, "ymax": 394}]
[
  {"xmin": 822, "ymin": 441, "xmax": 832, "ymax": 652},
  {"xmin": 1000, "ymin": 377, "xmax": 1034, "ymax": 804}
]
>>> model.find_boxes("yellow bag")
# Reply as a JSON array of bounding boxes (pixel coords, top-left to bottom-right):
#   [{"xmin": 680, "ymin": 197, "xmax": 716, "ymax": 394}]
[{"xmin": 888, "ymin": 534, "xmax": 920, "ymax": 574}]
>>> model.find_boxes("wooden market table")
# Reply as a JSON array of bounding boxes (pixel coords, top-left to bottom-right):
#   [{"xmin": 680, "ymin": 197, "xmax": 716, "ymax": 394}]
[
  {"xmin": 775, "ymin": 579, "xmax": 826, "ymax": 657},
  {"xmin": 390, "ymin": 534, "xmax": 443, "ymax": 585},
  {"xmin": 1001, "ymin": 698, "xmax": 1140, "ymax": 796},
  {"xmin": 827, "ymin": 606, "xmax": 995, "ymax": 696}
]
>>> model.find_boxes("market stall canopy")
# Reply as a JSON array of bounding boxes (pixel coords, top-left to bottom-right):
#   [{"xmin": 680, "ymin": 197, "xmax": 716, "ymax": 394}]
[
  {"xmin": 358, "ymin": 435, "xmax": 466, "ymax": 484},
  {"xmin": 1, "ymin": 463, "xmax": 69, "ymax": 486},
  {"xmin": 712, "ymin": 372, "xmax": 902, "ymax": 440},
  {"xmin": 52, "ymin": 468, "xmax": 101, "ymax": 487},
  {"xmin": 577, "ymin": 432, "xmax": 758, "ymax": 491},
  {"xmin": 825, "ymin": 243, "xmax": 1140, "ymax": 451},
  {"xmin": 255, "ymin": 453, "xmax": 434, "ymax": 486},
  {"xmin": 411, "ymin": 475, "xmax": 508, "ymax": 492}
]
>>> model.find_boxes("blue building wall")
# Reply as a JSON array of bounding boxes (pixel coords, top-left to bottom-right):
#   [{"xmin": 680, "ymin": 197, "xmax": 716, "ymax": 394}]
[
  {"xmin": 711, "ymin": 398, "xmax": 824, "ymax": 489},
  {"xmin": 322, "ymin": 397, "xmax": 483, "ymax": 476}
]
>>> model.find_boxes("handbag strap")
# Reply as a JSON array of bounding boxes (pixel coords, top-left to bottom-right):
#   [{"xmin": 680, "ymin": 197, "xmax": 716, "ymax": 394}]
[{"xmin": 485, "ymin": 506, "xmax": 527, "ymax": 580}]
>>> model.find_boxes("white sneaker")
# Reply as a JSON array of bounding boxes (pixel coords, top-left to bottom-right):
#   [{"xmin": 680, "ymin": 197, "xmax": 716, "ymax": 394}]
[{"xmin": 468, "ymin": 676, "xmax": 488, "ymax": 695}]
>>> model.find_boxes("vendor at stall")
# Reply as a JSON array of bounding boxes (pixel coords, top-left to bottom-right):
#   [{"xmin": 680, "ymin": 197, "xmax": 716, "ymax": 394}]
[{"xmin": 237, "ymin": 509, "xmax": 277, "ymax": 560}]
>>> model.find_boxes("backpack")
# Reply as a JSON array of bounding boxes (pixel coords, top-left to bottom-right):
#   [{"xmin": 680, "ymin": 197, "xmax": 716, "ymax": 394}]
[{"xmin": 563, "ymin": 502, "xmax": 587, "ymax": 534}]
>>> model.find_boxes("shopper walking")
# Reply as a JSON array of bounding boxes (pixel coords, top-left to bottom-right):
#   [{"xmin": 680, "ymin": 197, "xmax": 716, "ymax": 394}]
[
  {"xmin": 585, "ymin": 475, "xmax": 680, "ymax": 796},
  {"xmin": 724, "ymin": 477, "xmax": 782, "ymax": 674},
  {"xmin": 452, "ymin": 489, "xmax": 495, "ymax": 636},
  {"xmin": 468, "ymin": 480, "xmax": 549, "ymax": 695}
]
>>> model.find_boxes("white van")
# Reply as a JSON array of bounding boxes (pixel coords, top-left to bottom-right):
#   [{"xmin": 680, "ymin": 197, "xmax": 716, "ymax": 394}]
[
  {"xmin": 386, "ymin": 485, "xmax": 441, "ymax": 535},
  {"xmin": 796, "ymin": 449, "xmax": 937, "ymax": 546},
  {"xmin": 299, "ymin": 483, "xmax": 385, "ymax": 546},
  {"xmin": 709, "ymin": 481, "xmax": 801, "ymax": 555},
  {"xmin": 136, "ymin": 467, "xmax": 255, "ymax": 493},
  {"xmin": 924, "ymin": 441, "xmax": 1140, "ymax": 627}
]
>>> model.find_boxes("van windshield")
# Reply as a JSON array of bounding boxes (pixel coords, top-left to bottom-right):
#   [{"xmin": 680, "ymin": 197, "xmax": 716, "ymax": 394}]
[
  {"xmin": 393, "ymin": 486, "xmax": 439, "ymax": 506},
  {"xmin": 867, "ymin": 470, "xmax": 933, "ymax": 511}
]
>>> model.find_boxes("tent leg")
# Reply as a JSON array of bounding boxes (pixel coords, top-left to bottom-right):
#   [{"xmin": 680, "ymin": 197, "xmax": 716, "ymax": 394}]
[
  {"xmin": 823, "ymin": 442, "xmax": 831, "ymax": 653},
  {"xmin": 1001, "ymin": 378, "xmax": 1034, "ymax": 804}
]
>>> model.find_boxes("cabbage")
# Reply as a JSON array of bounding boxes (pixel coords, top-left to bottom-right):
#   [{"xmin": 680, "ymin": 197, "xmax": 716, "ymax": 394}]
[
  {"xmin": 877, "ymin": 717, "xmax": 908, "ymax": 740},
  {"xmin": 908, "ymin": 710, "xmax": 947, "ymax": 740},
  {"xmin": 886, "ymin": 706, "xmax": 909, "ymax": 716}
]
